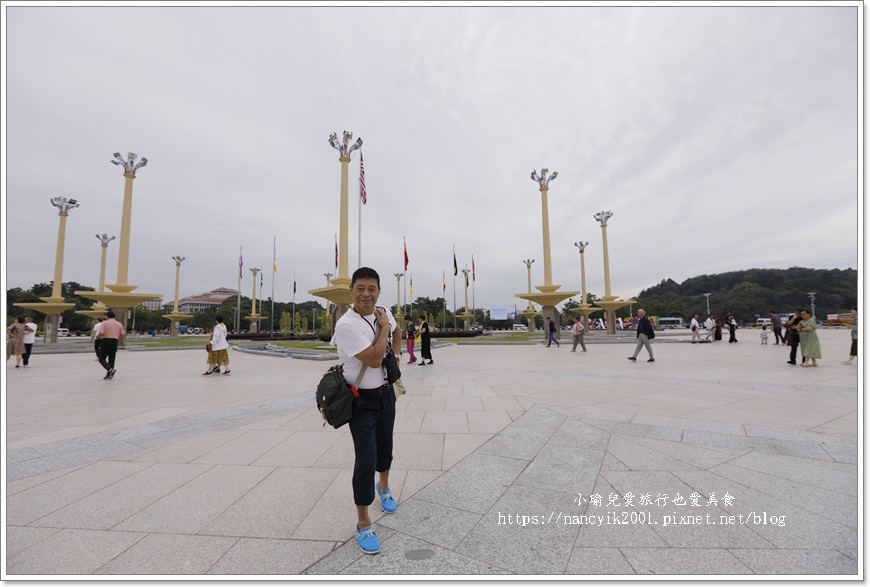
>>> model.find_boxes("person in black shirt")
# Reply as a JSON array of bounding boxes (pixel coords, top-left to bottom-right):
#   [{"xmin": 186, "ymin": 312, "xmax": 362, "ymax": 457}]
[{"xmin": 628, "ymin": 309, "xmax": 655, "ymax": 362}]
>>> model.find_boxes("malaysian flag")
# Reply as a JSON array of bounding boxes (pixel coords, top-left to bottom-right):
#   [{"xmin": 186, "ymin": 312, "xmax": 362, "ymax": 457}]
[
  {"xmin": 472, "ymin": 255, "xmax": 476, "ymax": 282},
  {"xmin": 360, "ymin": 152, "xmax": 367, "ymax": 204},
  {"xmin": 335, "ymin": 234, "xmax": 339, "ymax": 270},
  {"xmin": 404, "ymin": 240, "xmax": 409, "ymax": 271},
  {"xmin": 239, "ymin": 248, "xmax": 243, "ymax": 279}
]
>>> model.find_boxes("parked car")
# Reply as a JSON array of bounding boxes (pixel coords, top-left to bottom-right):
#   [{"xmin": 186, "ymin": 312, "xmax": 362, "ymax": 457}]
[{"xmin": 57, "ymin": 328, "xmax": 70, "ymax": 337}]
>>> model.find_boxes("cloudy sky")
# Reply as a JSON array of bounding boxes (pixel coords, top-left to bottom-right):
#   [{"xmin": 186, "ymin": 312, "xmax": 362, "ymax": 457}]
[{"xmin": 3, "ymin": 2, "xmax": 860, "ymax": 315}]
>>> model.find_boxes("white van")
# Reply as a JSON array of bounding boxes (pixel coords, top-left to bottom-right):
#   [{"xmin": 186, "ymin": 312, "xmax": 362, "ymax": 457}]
[
  {"xmin": 57, "ymin": 328, "xmax": 70, "ymax": 337},
  {"xmin": 512, "ymin": 323, "xmax": 528, "ymax": 331}
]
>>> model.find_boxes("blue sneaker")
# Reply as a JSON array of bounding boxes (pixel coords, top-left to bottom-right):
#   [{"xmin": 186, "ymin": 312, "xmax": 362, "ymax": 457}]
[
  {"xmin": 376, "ymin": 482, "xmax": 397, "ymax": 514},
  {"xmin": 355, "ymin": 524, "xmax": 380, "ymax": 554}
]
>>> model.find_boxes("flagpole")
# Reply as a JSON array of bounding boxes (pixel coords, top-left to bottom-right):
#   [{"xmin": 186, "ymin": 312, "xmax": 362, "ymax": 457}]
[
  {"xmin": 358, "ymin": 170, "xmax": 362, "ymax": 269},
  {"xmin": 236, "ymin": 246, "xmax": 242, "ymax": 333},
  {"xmin": 271, "ymin": 237, "xmax": 276, "ymax": 339},
  {"xmin": 452, "ymin": 245, "xmax": 457, "ymax": 330},
  {"xmin": 403, "ymin": 237, "xmax": 407, "ymax": 316},
  {"xmin": 472, "ymin": 255, "xmax": 476, "ymax": 328},
  {"xmin": 442, "ymin": 269, "xmax": 446, "ymax": 330},
  {"xmin": 292, "ymin": 271, "xmax": 296, "ymax": 336}
]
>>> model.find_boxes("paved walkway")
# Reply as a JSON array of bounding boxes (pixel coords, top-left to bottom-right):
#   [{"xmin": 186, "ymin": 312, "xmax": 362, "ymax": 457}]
[{"xmin": 4, "ymin": 330, "xmax": 860, "ymax": 578}]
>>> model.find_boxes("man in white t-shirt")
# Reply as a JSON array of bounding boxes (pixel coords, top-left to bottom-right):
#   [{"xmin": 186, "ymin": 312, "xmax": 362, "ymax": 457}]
[
  {"xmin": 22, "ymin": 317, "xmax": 37, "ymax": 367},
  {"xmin": 90, "ymin": 318, "xmax": 104, "ymax": 360},
  {"xmin": 690, "ymin": 314, "xmax": 701, "ymax": 343},
  {"xmin": 332, "ymin": 267, "xmax": 401, "ymax": 555}
]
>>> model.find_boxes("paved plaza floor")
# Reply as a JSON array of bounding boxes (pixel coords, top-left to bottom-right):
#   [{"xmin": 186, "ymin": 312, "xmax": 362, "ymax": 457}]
[{"xmin": 3, "ymin": 329, "xmax": 861, "ymax": 578}]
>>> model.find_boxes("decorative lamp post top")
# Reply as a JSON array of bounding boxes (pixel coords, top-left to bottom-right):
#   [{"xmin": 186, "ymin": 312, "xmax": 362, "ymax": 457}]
[
  {"xmin": 50, "ymin": 197, "xmax": 79, "ymax": 215},
  {"xmin": 111, "ymin": 152, "xmax": 148, "ymax": 175},
  {"xmin": 250, "ymin": 267, "xmax": 261, "ymax": 276},
  {"xmin": 575, "ymin": 241, "xmax": 589, "ymax": 253},
  {"xmin": 394, "ymin": 272, "xmax": 404, "ymax": 280},
  {"xmin": 96, "ymin": 233, "xmax": 115, "ymax": 246},
  {"xmin": 328, "ymin": 131, "xmax": 363, "ymax": 158},
  {"xmin": 522, "ymin": 259, "xmax": 535, "ymax": 268},
  {"xmin": 530, "ymin": 168, "xmax": 558, "ymax": 188},
  {"xmin": 594, "ymin": 210, "xmax": 613, "ymax": 227},
  {"xmin": 172, "ymin": 256, "xmax": 186, "ymax": 266}
]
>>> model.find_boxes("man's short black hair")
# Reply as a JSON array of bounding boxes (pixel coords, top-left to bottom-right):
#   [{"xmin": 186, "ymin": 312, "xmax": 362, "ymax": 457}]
[
  {"xmin": 106, "ymin": 310, "xmax": 115, "ymax": 318},
  {"xmin": 351, "ymin": 267, "xmax": 380, "ymax": 288},
  {"xmin": 215, "ymin": 315, "xmax": 224, "ymax": 323}
]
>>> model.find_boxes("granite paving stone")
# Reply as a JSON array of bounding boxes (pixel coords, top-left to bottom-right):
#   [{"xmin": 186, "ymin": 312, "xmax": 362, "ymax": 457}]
[
  {"xmin": 111, "ymin": 465, "xmax": 275, "ymax": 534},
  {"xmin": 620, "ymin": 548, "xmax": 754, "ymax": 575},
  {"xmin": 454, "ymin": 484, "xmax": 581, "ymax": 574},
  {"xmin": 6, "ymin": 528, "xmax": 147, "ymax": 575},
  {"xmin": 95, "ymin": 533, "xmax": 239, "ymax": 575},
  {"xmin": 514, "ymin": 444, "xmax": 603, "ymax": 496},
  {"xmin": 27, "ymin": 462, "xmax": 213, "ymax": 530},
  {"xmin": 200, "ymin": 467, "xmax": 341, "ymax": 539},
  {"xmin": 727, "ymin": 548, "xmax": 858, "ymax": 575},
  {"xmin": 207, "ymin": 538, "xmax": 337, "ymax": 575},
  {"xmin": 7, "ymin": 461, "xmax": 152, "ymax": 526},
  {"xmin": 5, "ymin": 526, "xmax": 62, "ymax": 558},
  {"xmin": 4, "ymin": 334, "xmax": 858, "ymax": 578},
  {"xmin": 564, "ymin": 548, "xmax": 637, "ymax": 575},
  {"xmin": 375, "ymin": 497, "xmax": 483, "ymax": 549},
  {"xmin": 414, "ymin": 452, "xmax": 530, "ymax": 515}
]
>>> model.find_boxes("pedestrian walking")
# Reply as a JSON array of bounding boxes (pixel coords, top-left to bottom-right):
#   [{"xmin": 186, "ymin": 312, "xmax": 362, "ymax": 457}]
[
  {"xmin": 690, "ymin": 314, "xmax": 701, "ymax": 343},
  {"xmin": 704, "ymin": 315, "xmax": 715, "ymax": 343},
  {"xmin": 726, "ymin": 314, "xmax": 738, "ymax": 343},
  {"xmin": 571, "ymin": 316, "xmax": 587, "ymax": 352},
  {"xmin": 843, "ymin": 307, "xmax": 858, "ymax": 365},
  {"xmin": 22, "ymin": 317, "xmax": 37, "ymax": 367},
  {"xmin": 769, "ymin": 310, "xmax": 784, "ymax": 345},
  {"xmin": 96, "ymin": 310, "xmax": 125, "ymax": 380},
  {"xmin": 785, "ymin": 309, "xmax": 804, "ymax": 365},
  {"xmin": 6, "ymin": 316, "xmax": 27, "ymax": 368},
  {"xmin": 627, "ymin": 309, "xmax": 655, "ymax": 362},
  {"xmin": 714, "ymin": 316, "xmax": 723, "ymax": 341},
  {"xmin": 418, "ymin": 315, "xmax": 433, "ymax": 365},
  {"xmin": 760, "ymin": 324, "xmax": 769, "ymax": 345},
  {"xmin": 90, "ymin": 317, "xmax": 104, "ymax": 361},
  {"xmin": 404, "ymin": 316, "xmax": 418, "ymax": 365},
  {"xmin": 546, "ymin": 316, "xmax": 560, "ymax": 348},
  {"xmin": 797, "ymin": 310, "xmax": 821, "ymax": 367},
  {"xmin": 205, "ymin": 316, "xmax": 230, "ymax": 375},
  {"xmin": 332, "ymin": 267, "xmax": 401, "ymax": 555}
]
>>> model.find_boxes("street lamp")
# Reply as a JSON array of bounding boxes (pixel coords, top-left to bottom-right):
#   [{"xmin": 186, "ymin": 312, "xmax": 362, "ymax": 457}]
[
  {"xmin": 530, "ymin": 168, "xmax": 559, "ymax": 289},
  {"xmin": 703, "ymin": 293, "xmax": 712, "ymax": 316},
  {"xmin": 394, "ymin": 272, "xmax": 404, "ymax": 320},
  {"xmin": 574, "ymin": 241, "xmax": 589, "ymax": 307},
  {"xmin": 807, "ymin": 292, "xmax": 816, "ymax": 318}
]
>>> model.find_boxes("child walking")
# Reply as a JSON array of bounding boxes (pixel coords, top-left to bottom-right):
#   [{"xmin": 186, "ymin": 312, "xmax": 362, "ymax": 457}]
[{"xmin": 760, "ymin": 324, "xmax": 769, "ymax": 345}]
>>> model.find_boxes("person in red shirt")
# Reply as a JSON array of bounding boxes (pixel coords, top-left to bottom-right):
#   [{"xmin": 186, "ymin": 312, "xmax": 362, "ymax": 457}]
[{"xmin": 96, "ymin": 310, "xmax": 126, "ymax": 380}]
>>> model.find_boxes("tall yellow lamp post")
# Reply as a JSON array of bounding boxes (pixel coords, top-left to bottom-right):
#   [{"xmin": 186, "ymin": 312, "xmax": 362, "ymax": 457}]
[
  {"xmin": 163, "ymin": 256, "xmax": 193, "ymax": 336},
  {"xmin": 76, "ymin": 152, "xmax": 162, "ymax": 335},
  {"xmin": 519, "ymin": 259, "xmax": 540, "ymax": 332},
  {"xmin": 516, "ymin": 168, "xmax": 579, "ymax": 339},
  {"xmin": 570, "ymin": 241, "xmax": 601, "ymax": 324},
  {"xmin": 247, "ymin": 267, "xmax": 261, "ymax": 333},
  {"xmin": 78, "ymin": 234, "xmax": 116, "ymax": 322},
  {"xmin": 15, "ymin": 197, "xmax": 79, "ymax": 342},
  {"xmin": 591, "ymin": 211, "xmax": 632, "ymax": 334},
  {"xmin": 394, "ymin": 272, "xmax": 404, "ymax": 321},
  {"xmin": 310, "ymin": 131, "xmax": 362, "ymax": 329},
  {"xmin": 459, "ymin": 268, "xmax": 473, "ymax": 330}
]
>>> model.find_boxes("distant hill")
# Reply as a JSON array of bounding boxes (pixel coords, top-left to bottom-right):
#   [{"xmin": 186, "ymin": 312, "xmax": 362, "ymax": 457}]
[{"xmin": 635, "ymin": 267, "xmax": 857, "ymax": 323}]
